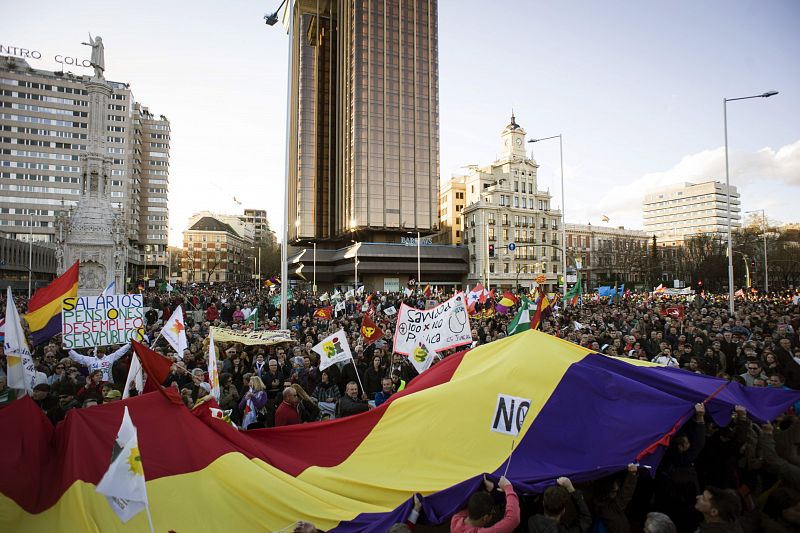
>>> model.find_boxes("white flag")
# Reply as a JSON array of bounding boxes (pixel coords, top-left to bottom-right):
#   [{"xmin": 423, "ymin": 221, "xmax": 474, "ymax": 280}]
[
  {"xmin": 101, "ymin": 280, "xmax": 116, "ymax": 297},
  {"xmin": 334, "ymin": 300, "xmax": 346, "ymax": 316},
  {"xmin": 319, "ymin": 292, "xmax": 330, "ymax": 302},
  {"xmin": 208, "ymin": 329, "xmax": 220, "ymax": 401},
  {"xmin": 121, "ymin": 353, "xmax": 143, "ymax": 399},
  {"xmin": 383, "ymin": 306, "xmax": 397, "ymax": 316},
  {"xmin": 312, "ymin": 329, "xmax": 353, "ymax": 371},
  {"xmin": 356, "ymin": 285, "xmax": 365, "ymax": 296},
  {"xmin": 345, "ymin": 289, "xmax": 355, "ymax": 299},
  {"xmin": 4, "ymin": 287, "xmax": 35, "ymax": 394},
  {"xmin": 573, "ymin": 321, "xmax": 585, "ymax": 331},
  {"xmin": 161, "ymin": 306, "xmax": 187, "ymax": 357},
  {"xmin": 403, "ymin": 287, "xmax": 413, "ymax": 297},
  {"xmin": 96, "ymin": 406, "xmax": 150, "ymax": 524},
  {"xmin": 165, "ymin": 282, "xmax": 174, "ymax": 293},
  {"xmin": 407, "ymin": 340, "xmax": 436, "ymax": 374}
]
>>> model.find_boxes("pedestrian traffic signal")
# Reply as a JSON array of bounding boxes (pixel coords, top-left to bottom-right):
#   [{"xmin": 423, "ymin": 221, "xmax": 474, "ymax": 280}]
[{"xmin": 488, "ymin": 244, "xmax": 495, "ymax": 258}]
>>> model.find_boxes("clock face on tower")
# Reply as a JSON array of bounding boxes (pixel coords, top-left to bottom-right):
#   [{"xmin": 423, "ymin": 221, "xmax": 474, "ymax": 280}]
[{"xmin": 515, "ymin": 138, "xmax": 522, "ymax": 147}]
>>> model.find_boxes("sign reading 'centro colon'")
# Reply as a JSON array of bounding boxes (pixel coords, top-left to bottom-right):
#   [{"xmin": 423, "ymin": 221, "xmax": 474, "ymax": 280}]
[
  {"xmin": 1, "ymin": 44, "xmax": 92, "ymax": 68},
  {"xmin": 61, "ymin": 295, "xmax": 145, "ymax": 349}
]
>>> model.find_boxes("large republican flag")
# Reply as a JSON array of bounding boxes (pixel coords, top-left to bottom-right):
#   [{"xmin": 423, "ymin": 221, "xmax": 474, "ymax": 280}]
[
  {"xmin": 24, "ymin": 261, "xmax": 79, "ymax": 346},
  {"xmin": 1, "ymin": 331, "xmax": 799, "ymax": 531}
]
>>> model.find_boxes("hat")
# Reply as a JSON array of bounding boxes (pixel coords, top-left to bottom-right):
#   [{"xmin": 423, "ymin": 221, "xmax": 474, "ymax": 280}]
[
  {"xmin": 198, "ymin": 382, "xmax": 212, "ymax": 394},
  {"xmin": 104, "ymin": 389, "xmax": 122, "ymax": 399},
  {"xmin": 33, "ymin": 383, "xmax": 51, "ymax": 392}
]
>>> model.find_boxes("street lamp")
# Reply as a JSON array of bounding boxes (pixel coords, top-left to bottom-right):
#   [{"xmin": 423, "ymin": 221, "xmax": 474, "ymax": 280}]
[
  {"xmin": 529, "ymin": 134, "xmax": 566, "ymax": 299},
  {"xmin": 264, "ymin": 0, "xmax": 291, "ymax": 329},
  {"xmin": 263, "ymin": 0, "xmax": 286, "ymax": 25},
  {"xmin": 745, "ymin": 209, "xmax": 769, "ymax": 294},
  {"xmin": 723, "ymin": 90, "xmax": 778, "ymax": 315}
]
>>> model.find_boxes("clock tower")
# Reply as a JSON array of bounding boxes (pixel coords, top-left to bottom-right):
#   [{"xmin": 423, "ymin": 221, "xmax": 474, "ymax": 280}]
[{"xmin": 500, "ymin": 112, "xmax": 527, "ymax": 159}]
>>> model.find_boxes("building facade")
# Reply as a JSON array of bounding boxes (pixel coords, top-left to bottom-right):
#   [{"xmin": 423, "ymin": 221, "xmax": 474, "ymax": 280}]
[
  {"xmin": 181, "ymin": 212, "xmax": 254, "ymax": 283},
  {"xmin": 459, "ymin": 115, "xmax": 562, "ymax": 292},
  {"xmin": 285, "ymin": 0, "xmax": 440, "ymax": 245},
  {"xmin": 0, "ymin": 56, "xmax": 170, "ymax": 278},
  {"xmin": 564, "ymin": 223, "xmax": 650, "ymax": 290},
  {"xmin": 0, "ymin": 234, "xmax": 56, "ymax": 291},
  {"xmin": 643, "ymin": 180, "xmax": 740, "ymax": 246},
  {"xmin": 241, "ymin": 208, "xmax": 276, "ymax": 247},
  {"xmin": 437, "ymin": 175, "xmax": 465, "ymax": 245}
]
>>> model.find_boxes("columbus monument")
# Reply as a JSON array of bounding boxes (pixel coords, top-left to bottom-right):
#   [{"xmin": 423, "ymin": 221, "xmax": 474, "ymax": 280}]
[{"xmin": 56, "ymin": 34, "xmax": 125, "ymax": 296}]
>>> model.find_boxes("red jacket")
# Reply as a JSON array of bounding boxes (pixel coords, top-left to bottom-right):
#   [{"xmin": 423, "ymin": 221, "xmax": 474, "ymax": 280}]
[
  {"xmin": 450, "ymin": 485, "xmax": 520, "ymax": 533},
  {"xmin": 274, "ymin": 401, "xmax": 301, "ymax": 427}
]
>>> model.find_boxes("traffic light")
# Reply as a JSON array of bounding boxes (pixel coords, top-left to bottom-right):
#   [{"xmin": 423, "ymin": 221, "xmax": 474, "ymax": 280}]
[
  {"xmin": 488, "ymin": 244, "xmax": 495, "ymax": 258},
  {"xmin": 697, "ymin": 279, "xmax": 703, "ymax": 288}
]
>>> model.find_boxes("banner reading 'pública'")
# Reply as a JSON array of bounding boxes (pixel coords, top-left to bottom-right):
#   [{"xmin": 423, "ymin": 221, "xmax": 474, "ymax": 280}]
[{"xmin": 62, "ymin": 294, "xmax": 145, "ymax": 349}]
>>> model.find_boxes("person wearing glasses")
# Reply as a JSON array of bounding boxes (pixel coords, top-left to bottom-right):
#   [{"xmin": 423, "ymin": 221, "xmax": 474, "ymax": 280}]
[{"xmin": 740, "ymin": 361, "xmax": 767, "ymax": 387}]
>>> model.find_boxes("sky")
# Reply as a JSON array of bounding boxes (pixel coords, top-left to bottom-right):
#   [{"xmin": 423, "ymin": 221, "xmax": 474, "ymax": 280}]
[{"xmin": 4, "ymin": 0, "xmax": 799, "ymax": 247}]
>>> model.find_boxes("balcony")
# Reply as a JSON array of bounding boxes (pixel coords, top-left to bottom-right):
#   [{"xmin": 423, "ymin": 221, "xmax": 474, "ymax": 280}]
[
  {"xmin": 488, "ymin": 236, "xmax": 497, "ymax": 242},
  {"xmin": 540, "ymin": 224, "xmax": 547, "ymax": 229},
  {"xmin": 502, "ymin": 221, "xmax": 510, "ymax": 226},
  {"xmin": 487, "ymin": 219, "xmax": 495, "ymax": 225}
]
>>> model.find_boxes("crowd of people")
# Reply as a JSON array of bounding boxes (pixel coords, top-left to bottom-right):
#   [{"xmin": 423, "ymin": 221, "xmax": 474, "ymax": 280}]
[{"xmin": 1, "ymin": 281, "xmax": 800, "ymax": 531}]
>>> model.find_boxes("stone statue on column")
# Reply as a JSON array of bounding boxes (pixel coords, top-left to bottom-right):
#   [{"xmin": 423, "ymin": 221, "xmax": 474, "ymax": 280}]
[{"xmin": 81, "ymin": 34, "xmax": 105, "ymax": 79}]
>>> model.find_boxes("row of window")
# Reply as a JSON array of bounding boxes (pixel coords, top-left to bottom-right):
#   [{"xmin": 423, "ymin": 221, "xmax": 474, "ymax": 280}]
[
  {"xmin": 2, "ymin": 137, "xmax": 85, "ymax": 150},
  {"xmin": 1, "ymin": 90, "xmax": 88, "ymax": 106},
  {"xmin": 1, "ymin": 125, "xmax": 86, "ymax": 139},
  {"xmin": 0, "ymin": 161, "xmax": 79, "ymax": 172},
  {"xmin": 0, "ymin": 78, "xmax": 87, "ymax": 95},
  {"xmin": 0, "ymin": 172, "xmax": 79, "ymax": 183},
  {"xmin": 1, "ymin": 113, "xmax": 86, "ymax": 128},
  {"xmin": 2, "ymin": 149, "xmax": 79, "ymax": 160}
]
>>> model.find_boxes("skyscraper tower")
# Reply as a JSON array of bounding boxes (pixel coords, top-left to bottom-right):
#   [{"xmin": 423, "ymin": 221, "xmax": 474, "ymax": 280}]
[{"xmin": 285, "ymin": 0, "xmax": 440, "ymax": 245}]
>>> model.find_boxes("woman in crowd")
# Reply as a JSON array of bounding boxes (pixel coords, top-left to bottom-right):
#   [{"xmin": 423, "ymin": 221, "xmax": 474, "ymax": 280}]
[{"xmin": 239, "ymin": 376, "xmax": 268, "ymax": 430}]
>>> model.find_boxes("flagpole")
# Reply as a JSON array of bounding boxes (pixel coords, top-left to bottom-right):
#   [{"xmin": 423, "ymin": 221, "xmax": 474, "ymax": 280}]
[
  {"xmin": 144, "ymin": 504, "xmax": 155, "ymax": 533},
  {"xmin": 350, "ymin": 351, "xmax": 367, "ymax": 397}
]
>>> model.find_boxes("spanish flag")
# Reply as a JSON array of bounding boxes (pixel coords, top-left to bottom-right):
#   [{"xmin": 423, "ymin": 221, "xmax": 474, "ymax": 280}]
[
  {"xmin": 24, "ymin": 261, "xmax": 79, "ymax": 346},
  {"xmin": 1, "ymin": 330, "xmax": 798, "ymax": 531}
]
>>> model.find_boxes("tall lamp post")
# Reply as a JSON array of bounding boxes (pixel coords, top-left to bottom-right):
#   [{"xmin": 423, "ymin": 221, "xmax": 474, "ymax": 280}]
[
  {"xmin": 745, "ymin": 209, "xmax": 769, "ymax": 294},
  {"xmin": 264, "ymin": 0, "xmax": 291, "ymax": 329},
  {"xmin": 723, "ymin": 91, "xmax": 778, "ymax": 315},
  {"xmin": 528, "ymin": 134, "xmax": 566, "ymax": 299}
]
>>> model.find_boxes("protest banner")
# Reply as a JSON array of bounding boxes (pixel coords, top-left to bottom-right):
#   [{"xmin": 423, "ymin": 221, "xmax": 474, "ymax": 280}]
[
  {"xmin": 209, "ymin": 327, "xmax": 292, "ymax": 346},
  {"xmin": 62, "ymin": 295, "xmax": 145, "ymax": 349},
  {"xmin": 392, "ymin": 293, "xmax": 472, "ymax": 356}
]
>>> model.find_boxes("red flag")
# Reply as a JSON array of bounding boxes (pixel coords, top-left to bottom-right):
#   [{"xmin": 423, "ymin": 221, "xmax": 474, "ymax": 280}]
[
  {"xmin": 665, "ymin": 306, "xmax": 685, "ymax": 320},
  {"xmin": 313, "ymin": 307, "xmax": 333, "ymax": 320},
  {"xmin": 360, "ymin": 314, "xmax": 384, "ymax": 345},
  {"xmin": 132, "ymin": 340, "xmax": 182, "ymax": 405}
]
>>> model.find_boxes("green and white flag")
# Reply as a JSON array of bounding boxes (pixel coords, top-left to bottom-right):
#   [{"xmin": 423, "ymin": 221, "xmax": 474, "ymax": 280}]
[
  {"xmin": 507, "ymin": 296, "xmax": 535, "ymax": 336},
  {"xmin": 245, "ymin": 306, "xmax": 259, "ymax": 329}
]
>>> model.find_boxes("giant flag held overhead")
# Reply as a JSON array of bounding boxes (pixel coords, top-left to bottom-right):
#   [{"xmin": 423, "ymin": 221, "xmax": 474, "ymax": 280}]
[
  {"xmin": 312, "ymin": 329, "xmax": 353, "ymax": 371},
  {"xmin": 2, "ymin": 330, "xmax": 798, "ymax": 532},
  {"xmin": 24, "ymin": 261, "xmax": 79, "ymax": 346},
  {"xmin": 161, "ymin": 306, "xmax": 187, "ymax": 356},
  {"xmin": 4, "ymin": 286, "xmax": 35, "ymax": 394}
]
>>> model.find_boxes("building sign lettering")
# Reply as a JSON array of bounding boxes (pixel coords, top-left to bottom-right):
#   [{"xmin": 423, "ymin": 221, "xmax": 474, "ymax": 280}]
[{"xmin": 1, "ymin": 44, "xmax": 92, "ymax": 69}]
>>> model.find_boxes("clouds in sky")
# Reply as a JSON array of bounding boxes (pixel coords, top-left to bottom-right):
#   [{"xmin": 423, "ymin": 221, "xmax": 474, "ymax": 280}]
[{"xmin": 569, "ymin": 139, "xmax": 800, "ymax": 228}]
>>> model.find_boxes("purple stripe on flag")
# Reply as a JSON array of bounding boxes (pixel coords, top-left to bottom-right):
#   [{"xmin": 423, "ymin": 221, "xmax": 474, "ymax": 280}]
[
  {"xmin": 30, "ymin": 313, "xmax": 61, "ymax": 346},
  {"xmin": 331, "ymin": 354, "xmax": 800, "ymax": 532}
]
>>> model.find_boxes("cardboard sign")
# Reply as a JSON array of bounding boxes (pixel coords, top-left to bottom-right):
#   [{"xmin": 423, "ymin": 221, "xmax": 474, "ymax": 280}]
[
  {"xmin": 392, "ymin": 293, "xmax": 472, "ymax": 356},
  {"xmin": 62, "ymin": 294, "xmax": 145, "ymax": 349},
  {"xmin": 490, "ymin": 394, "xmax": 531, "ymax": 437}
]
